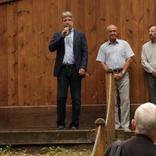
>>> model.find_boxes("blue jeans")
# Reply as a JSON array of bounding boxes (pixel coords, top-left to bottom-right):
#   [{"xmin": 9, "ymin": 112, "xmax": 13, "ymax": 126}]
[
  {"xmin": 57, "ymin": 65, "xmax": 82, "ymax": 127},
  {"xmin": 146, "ymin": 72, "xmax": 156, "ymax": 104}
]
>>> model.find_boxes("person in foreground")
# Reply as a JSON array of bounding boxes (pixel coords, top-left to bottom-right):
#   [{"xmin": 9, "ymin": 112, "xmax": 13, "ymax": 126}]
[
  {"xmin": 120, "ymin": 102, "xmax": 156, "ymax": 156},
  {"xmin": 48, "ymin": 11, "xmax": 88, "ymax": 130},
  {"xmin": 141, "ymin": 25, "xmax": 156, "ymax": 104},
  {"xmin": 96, "ymin": 24, "xmax": 134, "ymax": 130}
]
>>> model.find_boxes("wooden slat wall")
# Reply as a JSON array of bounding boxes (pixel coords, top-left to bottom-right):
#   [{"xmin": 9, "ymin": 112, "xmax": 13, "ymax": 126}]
[
  {"xmin": 0, "ymin": 0, "xmax": 156, "ymax": 130},
  {"xmin": 1, "ymin": 0, "xmax": 156, "ymax": 106}
]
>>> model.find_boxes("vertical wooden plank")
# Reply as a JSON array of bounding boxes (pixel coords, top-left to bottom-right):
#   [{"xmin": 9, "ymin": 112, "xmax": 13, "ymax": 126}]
[
  {"xmin": 43, "ymin": 0, "xmax": 57, "ymax": 105},
  {"xmin": 17, "ymin": 0, "xmax": 33, "ymax": 105},
  {"xmin": 70, "ymin": 0, "xmax": 84, "ymax": 30},
  {"xmin": 0, "ymin": 4, "xmax": 8, "ymax": 106},
  {"xmin": 7, "ymin": 2, "xmax": 18, "ymax": 106},
  {"xmin": 96, "ymin": 0, "xmax": 108, "ymax": 104},
  {"xmin": 143, "ymin": 0, "xmax": 155, "ymax": 31},
  {"xmin": 83, "ymin": 0, "xmax": 99, "ymax": 104},
  {"xmin": 134, "ymin": 0, "xmax": 147, "ymax": 102},
  {"xmin": 37, "ymin": 0, "xmax": 58, "ymax": 106},
  {"xmin": 31, "ymin": 0, "xmax": 47, "ymax": 105}
]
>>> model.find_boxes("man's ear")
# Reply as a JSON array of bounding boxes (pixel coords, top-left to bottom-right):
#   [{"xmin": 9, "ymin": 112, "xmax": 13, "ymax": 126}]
[{"xmin": 131, "ymin": 119, "xmax": 136, "ymax": 130}]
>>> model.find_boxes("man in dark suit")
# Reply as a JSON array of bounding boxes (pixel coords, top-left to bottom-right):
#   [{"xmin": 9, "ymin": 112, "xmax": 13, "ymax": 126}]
[
  {"xmin": 48, "ymin": 11, "xmax": 88, "ymax": 130},
  {"xmin": 120, "ymin": 102, "xmax": 156, "ymax": 156}
]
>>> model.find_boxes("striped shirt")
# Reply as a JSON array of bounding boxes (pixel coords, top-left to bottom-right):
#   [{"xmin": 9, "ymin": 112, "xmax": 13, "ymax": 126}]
[{"xmin": 63, "ymin": 28, "xmax": 74, "ymax": 64}]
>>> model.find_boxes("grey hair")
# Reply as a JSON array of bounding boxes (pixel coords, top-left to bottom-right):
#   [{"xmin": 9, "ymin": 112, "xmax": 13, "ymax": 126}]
[
  {"xmin": 61, "ymin": 11, "xmax": 73, "ymax": 19},
  {"xmin": 135, "ymin": 102, "xmax": 156, "ymax": 134}
]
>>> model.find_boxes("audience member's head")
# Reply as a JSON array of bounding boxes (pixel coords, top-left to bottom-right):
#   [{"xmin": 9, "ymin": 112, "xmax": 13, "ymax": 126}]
[{"xmin": 132, "ymin": 102, "xmax": 156, "ymax": 142}]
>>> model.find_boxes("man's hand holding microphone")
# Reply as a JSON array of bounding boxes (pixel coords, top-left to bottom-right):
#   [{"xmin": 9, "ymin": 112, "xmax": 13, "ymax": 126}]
[{"xmin": 61, "ymin": 25, "xmax": 70, "ymax": 37}]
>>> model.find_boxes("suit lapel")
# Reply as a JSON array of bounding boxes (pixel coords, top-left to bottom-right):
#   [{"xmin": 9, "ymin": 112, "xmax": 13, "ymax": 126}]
[{"xmin": 73, "ymin": 29, "xmax": 77, "ymax": 53}]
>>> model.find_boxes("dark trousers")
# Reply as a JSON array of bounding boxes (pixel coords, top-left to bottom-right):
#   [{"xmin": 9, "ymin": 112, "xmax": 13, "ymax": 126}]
[
  {"xmin": 146, "ymin": 72, "xmax": 156, "ymax": 104},
  {"xmin": 57, "ymin": 65, "xmax": 82, "ymax": 127}
]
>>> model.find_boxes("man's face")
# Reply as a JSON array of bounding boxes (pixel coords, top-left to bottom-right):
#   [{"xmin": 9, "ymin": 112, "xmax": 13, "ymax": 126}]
[
  {"xmin": 62, "ymin": 16, "xmax": 73, "ymax": 29},
  {"xmin": 149, "ymin": 26, "xmax": 156, "ymax": 41},
  {"xmin": 107, "ymin": 25, "xmax": 118, "ymax": 41}
]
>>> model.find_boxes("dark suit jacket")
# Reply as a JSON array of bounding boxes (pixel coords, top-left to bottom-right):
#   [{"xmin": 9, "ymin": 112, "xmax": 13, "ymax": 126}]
[
  {"xmin": 48, "ymin": 29, "xmax": 88, "ymax": 77},
  {"xmin": 104, "ymin": 140, "xmax": 124, "ymax": 156},
  {"xmin": 120, "ymin": 134, "xmax": 156, "ymax": 156}
]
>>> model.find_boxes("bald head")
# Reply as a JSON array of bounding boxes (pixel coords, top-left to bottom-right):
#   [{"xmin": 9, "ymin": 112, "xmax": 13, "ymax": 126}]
[
  {"xmin": 106, "ymin": 24, "xmax": 118, "ymax": 32},
  {"xmin": 149, "ymin": 25, "xmax": 156, "ymax": 30},
  {"xmin": 106, "ymin": 24, "xmax": 118, "ymax": 42}
]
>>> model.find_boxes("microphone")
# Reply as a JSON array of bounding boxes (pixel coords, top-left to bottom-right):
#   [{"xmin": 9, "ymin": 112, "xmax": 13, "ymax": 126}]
[{"xmin": 64, "ymin": 25, "xmax": 71, "ymax": 36}]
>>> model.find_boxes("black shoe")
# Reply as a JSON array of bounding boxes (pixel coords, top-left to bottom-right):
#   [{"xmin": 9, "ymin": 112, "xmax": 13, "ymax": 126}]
[{"xmin": 57, "ymin": 125, "xmax": 65, "ymax": 130}]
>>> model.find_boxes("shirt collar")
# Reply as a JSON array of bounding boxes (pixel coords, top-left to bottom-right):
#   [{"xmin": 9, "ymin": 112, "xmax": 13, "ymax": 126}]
[
  {"xmin": 69, "ymin": 28, "xmax": 74, "ymax": 33},
  {"xmin": 67, "ymin": 28, "xmax": 74, "ymax": 36},
  {"xmin": 108, "ymin": 39, "xmax": 119, "ymax": 45}
]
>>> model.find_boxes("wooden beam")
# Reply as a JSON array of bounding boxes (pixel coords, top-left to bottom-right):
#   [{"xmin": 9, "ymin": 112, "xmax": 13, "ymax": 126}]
[
  {"xmin": 0, "ymin": 129, "xmax": 95, "ymax": 145},
  {"xmin": 0, "ymin": 105, "xmax": 106, "ymax": 131}
]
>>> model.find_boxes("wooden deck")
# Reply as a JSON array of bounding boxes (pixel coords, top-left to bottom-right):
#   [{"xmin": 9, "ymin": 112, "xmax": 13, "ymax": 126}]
[{"xmin": 0, "ymin": 103, "xmax": 136, "ymax": 145}]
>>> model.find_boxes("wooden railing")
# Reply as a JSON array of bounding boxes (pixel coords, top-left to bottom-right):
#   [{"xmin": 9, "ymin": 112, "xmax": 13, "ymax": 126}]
[{"xmin": 91, "ymin": 73, "xmax": 115, "ymax": 156}]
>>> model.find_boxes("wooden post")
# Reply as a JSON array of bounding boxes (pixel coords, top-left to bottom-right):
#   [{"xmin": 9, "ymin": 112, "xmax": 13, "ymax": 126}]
[
  {"xmin": 91, "ymin": 118, "xmax": 106, "ymax": 156},
  {"xmin": 105, "ymin": 73, "xmax": 115, "ymax": 145},
  {"xmin": 91, "ymin": 73, "xmax": 115, "ymax": 156}
]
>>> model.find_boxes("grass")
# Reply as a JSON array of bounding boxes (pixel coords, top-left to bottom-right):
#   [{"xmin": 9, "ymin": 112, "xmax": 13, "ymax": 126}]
[
  {"xmin": 0, "ymin": 145, "xmax": 12, "ymax": 155},
  {"xmin": 0, "ymin": 144, "xmax": 92, "ymax": 156}
]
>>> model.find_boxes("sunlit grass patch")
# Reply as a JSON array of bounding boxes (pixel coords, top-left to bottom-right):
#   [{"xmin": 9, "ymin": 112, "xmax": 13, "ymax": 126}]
[
  {"xmin": 40, "ymin": 146, "xmax": 65, "ymax": 155},
  {"xmin": 40, "ymin": 145, "xmax": 91, "ymax": 156},
  {"xmin": 0, "ymin": 144, "xmax": 92, "ymax": 156}
]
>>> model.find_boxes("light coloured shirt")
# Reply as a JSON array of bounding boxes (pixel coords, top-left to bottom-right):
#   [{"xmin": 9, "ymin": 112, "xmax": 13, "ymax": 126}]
[
  {"xmin": 141, "ymin": 41, "xmax": 156, "ymax": 73},
  {"xmin": 96, "ymin": 39, "xmax": 134, "ymax": 70},
  {"xmin": 63, "ymin": 28, "xmax": 74, "ymax": 64}
]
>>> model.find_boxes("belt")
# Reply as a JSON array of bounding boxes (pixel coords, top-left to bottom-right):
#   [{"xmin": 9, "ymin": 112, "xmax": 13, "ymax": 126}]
[
  {"xmin": 108, "ymin": 68, "xmax": 123, "ymax": 73},
  {"xmin": 62, "ymin": 64, "xmax": 75, "ymax": 68}
]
